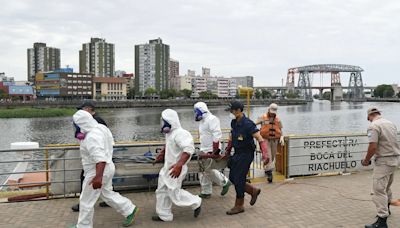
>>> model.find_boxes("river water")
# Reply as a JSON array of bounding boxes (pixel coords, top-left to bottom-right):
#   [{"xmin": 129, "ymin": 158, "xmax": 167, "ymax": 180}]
[{"xmin": 1, "ymin": 101, "xmax": 400, "ymax": 183}]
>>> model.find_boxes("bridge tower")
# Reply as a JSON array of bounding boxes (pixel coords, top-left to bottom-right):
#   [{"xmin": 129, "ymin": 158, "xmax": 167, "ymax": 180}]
[
  {"xmin": 298, "ymin": 71, "xmax": 313, "ymax": 101},
  {"xmin": 348, "ymin": 72, "xmax": 365, "ymax": 101},
  {"xmin": 286, "ymin": 70, "xmax": 295, "ymax": 93},
  {"xmin": 331, "ymin": 72, "xmax": 343, "ymax": 101}
]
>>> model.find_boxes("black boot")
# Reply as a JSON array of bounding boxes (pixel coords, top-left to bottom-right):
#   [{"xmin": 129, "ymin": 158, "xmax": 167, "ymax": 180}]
[
  {"xmin": 365, "ymin": 217, "xmax": 387, "ymax": 228},
  {"xmin": 71, "ymin": 203, "xmax": 79, "ymax": 212},
  {"xmin": 265, "ymin": 170, "xmax": 273, "ymax": 183}
]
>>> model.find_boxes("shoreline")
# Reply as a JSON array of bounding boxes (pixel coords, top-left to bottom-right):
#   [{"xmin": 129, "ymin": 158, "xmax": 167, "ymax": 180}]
[
  {"xmin": 0, "ymin": 108, "xmax": 76, "ymax": 118},
  {"xmin": 0, "ymin": 99, "xmax": 307, "ymax": 109}
]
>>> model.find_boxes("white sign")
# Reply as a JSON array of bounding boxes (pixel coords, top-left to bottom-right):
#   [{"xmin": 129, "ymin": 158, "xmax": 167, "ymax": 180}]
[{"xmin": 287, "ymin": 134, "xmax": 370, "ymax": 177}]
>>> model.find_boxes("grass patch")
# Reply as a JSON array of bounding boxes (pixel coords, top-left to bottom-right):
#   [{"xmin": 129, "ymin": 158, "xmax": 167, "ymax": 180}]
[{"xmin": 0, "ymin": 108, "xmax": 76, "ymax": 118}]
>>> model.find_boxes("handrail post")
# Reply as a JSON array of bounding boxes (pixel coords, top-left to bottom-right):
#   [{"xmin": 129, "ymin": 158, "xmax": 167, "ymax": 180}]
[{"xmin": 45, "ymin": 148, "xmax": 49, "ymax": 199}]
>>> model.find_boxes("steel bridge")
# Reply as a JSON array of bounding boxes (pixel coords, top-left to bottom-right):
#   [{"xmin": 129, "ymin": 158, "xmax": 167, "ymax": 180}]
[{"xmin": 285, "ymin": 64, "xmax": 366, "ymax": 101}]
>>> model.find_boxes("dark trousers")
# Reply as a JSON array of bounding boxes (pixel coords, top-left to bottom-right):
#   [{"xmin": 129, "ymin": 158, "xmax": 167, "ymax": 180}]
[
  {"xmin": 80, "ymin": 169, "xmax": 85, "ymax": 193},
  {"xmin": 229, "ymin": 150, "xmax": 254, "ymax": 198}
]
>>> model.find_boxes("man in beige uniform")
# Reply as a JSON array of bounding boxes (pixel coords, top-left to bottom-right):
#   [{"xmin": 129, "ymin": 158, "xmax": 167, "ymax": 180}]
[{"xmin": 362, "ymin": 107, "xmax": 400, "ymax": 228}]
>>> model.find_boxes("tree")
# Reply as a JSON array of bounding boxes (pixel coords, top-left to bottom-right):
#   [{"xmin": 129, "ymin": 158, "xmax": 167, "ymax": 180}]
[
  {"xmin": 261, "ymin": 89, "xmax": 271, "ymax": 99},
  {"xmin": 255, "ymin": 90, "xmax": 261, "ymax": 99},
  {"xmin": 397, "ymin": 92, "xmax": 400, "ymax": 98},
  {"xmin": 144, "ymin": 87, "xmax": 157, "ymax": 97},
  {"xmin": 199, "ymin": 91, "xmax": 218, "ymax": 99},
  {"xmin": 0, "ymin": 89, "xmax": 8, "ymax": 99},
  {"xmin": 159, "ymin": 89, "xmax": 179, "ymax": 99},
  {"xmin": 286, "ymin": 91, "xmax": 300, "ymax": 99},
  {"xmin": 180, "ymin": 89, "xmax": 192, "ymax": 98},
  {"xmin": 313, "ymin": 94, "xmax": 320, "ymax": 100},
  {"xmin": 374, "ymin": 84, "xmax": 395, "ymax": 98},
  {"xmin": 127, "ymin": 88, "xmax": 136, "ymax": 99}
]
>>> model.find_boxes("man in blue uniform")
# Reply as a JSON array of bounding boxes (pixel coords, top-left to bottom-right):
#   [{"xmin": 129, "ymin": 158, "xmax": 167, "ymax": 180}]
[{"xmin": 222, "ymin": 101, "xmax": 269, "ymax": 215}]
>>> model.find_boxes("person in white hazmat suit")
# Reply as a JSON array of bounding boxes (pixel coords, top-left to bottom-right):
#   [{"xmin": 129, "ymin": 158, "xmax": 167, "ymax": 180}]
[
  {"xmin": 69, "ymin": 110, "xmax": 138, "ymax": 228},
  {"xmin": 194, "ymin": 102, "xmax": 232, "ymax": 198},
  {"xmin": 152, "ymin": 109, "xmax": 202, "ymax": 222}
]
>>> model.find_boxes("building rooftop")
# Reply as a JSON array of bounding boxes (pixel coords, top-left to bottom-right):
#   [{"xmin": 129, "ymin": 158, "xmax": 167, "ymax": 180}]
[{"xmin": 93, "ymin": 77, "xmax": 127, "ymax": 83}]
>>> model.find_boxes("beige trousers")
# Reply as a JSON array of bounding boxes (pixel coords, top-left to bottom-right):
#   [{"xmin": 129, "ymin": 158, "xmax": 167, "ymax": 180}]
[
  {"xmin": 372, "ymin": 164, "xmax": 397, "ymax": 218},
  {"xmin": 264, "ymin": 139, "xmax": 278, "ymax": 172}
]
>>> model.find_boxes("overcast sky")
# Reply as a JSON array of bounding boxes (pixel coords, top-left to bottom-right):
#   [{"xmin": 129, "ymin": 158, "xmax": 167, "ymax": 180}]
[{"xmin": 1, "ymin": 0, "xmax": 399, "ymax": 86}]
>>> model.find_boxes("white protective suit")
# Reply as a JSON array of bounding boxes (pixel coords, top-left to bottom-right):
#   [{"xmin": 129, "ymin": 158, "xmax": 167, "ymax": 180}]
[
  {"xmin": 194, "ymin": 102, "xmax": 229, "ymax": 195},
  {"xmin": 73, "ymin": 110, "xmax": 135, "ymax": 228},
  {"xmin": 156, "ymin": 109, "xmax": 202, "ymax": 221}
]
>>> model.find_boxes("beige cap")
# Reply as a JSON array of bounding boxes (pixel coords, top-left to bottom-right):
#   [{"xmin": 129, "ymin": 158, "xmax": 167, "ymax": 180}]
[
  {"xmin": 268, "ymin": 103, "xmax": 278, "ymax": 114},
  {"xmin": 367, "ymin": 107, "xmax": 382, "ymax": 116}
]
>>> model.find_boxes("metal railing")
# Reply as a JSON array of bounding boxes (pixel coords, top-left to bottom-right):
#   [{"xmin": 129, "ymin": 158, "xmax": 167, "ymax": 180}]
[{"xmin": 0, "ymin": 129, "xmax": 269, "ymax": 203}]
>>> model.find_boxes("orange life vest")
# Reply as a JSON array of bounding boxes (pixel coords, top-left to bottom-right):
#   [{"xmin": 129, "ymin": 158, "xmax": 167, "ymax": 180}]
[{"xmin": 260, "ymin": 114, "xmax": 282, "ymax": 139}]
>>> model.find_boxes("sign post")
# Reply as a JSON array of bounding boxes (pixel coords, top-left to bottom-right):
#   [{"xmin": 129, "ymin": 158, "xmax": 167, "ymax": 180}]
[{"xmin": 238, "ymin": 87, "xmax": 253, "ymax": 118}]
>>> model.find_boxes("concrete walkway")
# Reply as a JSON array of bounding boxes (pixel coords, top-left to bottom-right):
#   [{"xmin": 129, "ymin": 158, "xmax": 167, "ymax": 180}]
[{"xmin": 1, "ymin": 170, "xmax": 400, "ymax": 228}]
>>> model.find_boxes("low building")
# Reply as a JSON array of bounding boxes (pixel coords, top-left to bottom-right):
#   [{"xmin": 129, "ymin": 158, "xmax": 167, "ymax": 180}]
[
  {"xmin": 228, "ymin": 78, "xmax": 237, "ymax": 97},
  {"xmin": 202, "ymin": 67, "xmax": 210, "ymax": 77},
  {"xmin": 232, "ymin": 76, "xmax": 254, "ymax": 88},
  {"xmin": 180, "ymin": 76, "xmax": 192, "ymax": 91},
  {"xmin": 93, "ymin": 77, "xmax": 127, "ymax": 101},
  {"xmin": 187, "ymin": 70, "xmax": 196, "ymax": 77},
  {"xmin": 0, "ymin": 82, "xmax": 8, "ymax": 95},
  {"xmin": 122, "ymin": 73, "xmax": 134, "ymax": 91},
  {"xmin": 169, "ymin": 76, "xmax": 181, "ymax": 91},
  {"xmin": 35, "ymin": 69, "xmax": 93, "ymax": 99},
  {"xmin": 0, "ymin": 72, "xmax": 14, "ymax": 83},
  {"xmin": 191, "ymin": 77, "xmax": 207, "ymax": 97},
  {"xmin": 169, "ymin": 75, "xmax": 193, "ymax": 91},
  {"xmin": 115, "ymin": 70, "xmax": 126, "ymax": 77},
  {"xmin": 8, "ymin": 85, "xmax": 34, "ymax": 101}
]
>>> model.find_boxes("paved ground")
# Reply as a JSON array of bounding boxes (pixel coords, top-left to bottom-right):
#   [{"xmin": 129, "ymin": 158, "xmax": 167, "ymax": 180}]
[{"xmin": 1, "ymin": 170, "xmax": 400, "ymax": 228}]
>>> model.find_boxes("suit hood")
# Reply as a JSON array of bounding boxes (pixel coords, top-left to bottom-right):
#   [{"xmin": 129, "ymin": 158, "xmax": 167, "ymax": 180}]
[
  {"xmin": 73, "ymin": 110, "xmax": 98, "ymax": 134},
  {"xmin": 161, "ymin": 109, "xmax": 181, "ymax": 131}
]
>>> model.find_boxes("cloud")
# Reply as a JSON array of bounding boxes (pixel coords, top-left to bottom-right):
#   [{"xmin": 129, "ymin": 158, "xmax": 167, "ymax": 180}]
[{"xmin": 1, "ymin": 0, "xmax": 399, "ymax": 86}]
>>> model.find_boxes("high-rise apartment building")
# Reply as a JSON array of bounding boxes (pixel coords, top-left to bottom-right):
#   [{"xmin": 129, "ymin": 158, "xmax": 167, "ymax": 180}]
[
  {"xmin": 27, "ymin": 43, "xmax": 60, "ymax": 82},
  {"xmin": 135, "ymin": 38, "xmax": 170, "ymax": 96},
  {"xmin": 169, "ymin": 58, "xmax": 179, "ymax": 78},
  {"xmin": 79, "ymin": 38, "xmax": 114, "ymax": 77}
]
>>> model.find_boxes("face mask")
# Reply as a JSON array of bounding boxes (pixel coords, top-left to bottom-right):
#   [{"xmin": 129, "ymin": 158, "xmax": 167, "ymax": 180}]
[
  {"xmin": 73, "ymin": 122, "xmax": 85, "ymax": 140},
  {"xmin": 160, "ymin": 118, "xmax": 172, "ymax": 134},
  {"xmin": 194, "ymin": 108, "xmax": 204, "ymax": 122},
  {"xmin": 229, "ymin": 113, "xmax": 236, "ymax": 120}
]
